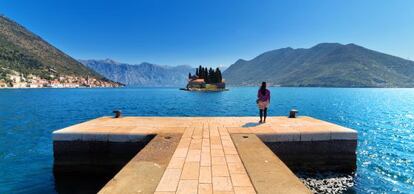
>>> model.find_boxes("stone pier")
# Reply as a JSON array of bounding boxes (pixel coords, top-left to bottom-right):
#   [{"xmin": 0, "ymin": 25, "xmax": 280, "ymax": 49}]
[{"xmin": 53, "ymin": 116, "xmax": 357, "ymax": 194}]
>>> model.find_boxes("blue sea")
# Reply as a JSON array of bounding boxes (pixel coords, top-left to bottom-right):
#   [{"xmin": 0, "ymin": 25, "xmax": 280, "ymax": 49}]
[{"xmin": 0, "ymin": 87, "xmax": 413, "ymax": 193}]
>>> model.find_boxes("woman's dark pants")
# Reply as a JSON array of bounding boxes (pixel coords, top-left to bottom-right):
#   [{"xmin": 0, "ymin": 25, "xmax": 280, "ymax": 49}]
[{"xmin": 259, "ymin": 108, "xmax": 267, "ymax": 121}]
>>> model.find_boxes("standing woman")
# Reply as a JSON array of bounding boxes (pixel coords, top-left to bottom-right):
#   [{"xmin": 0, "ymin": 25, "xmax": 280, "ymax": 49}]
[{"xmin": 257, "ymin": 82, "xmax": 270, "ymax": 123}]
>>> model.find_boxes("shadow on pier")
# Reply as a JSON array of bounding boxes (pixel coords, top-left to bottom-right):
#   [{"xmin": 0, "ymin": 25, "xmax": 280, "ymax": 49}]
[{"xmin": 53, "ymin": 136, "xmax": 155, "ymax": 194}]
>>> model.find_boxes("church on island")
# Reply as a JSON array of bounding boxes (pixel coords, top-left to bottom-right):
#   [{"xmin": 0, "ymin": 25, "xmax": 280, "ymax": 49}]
[{"xmin": 184, "ymin": 65, "xmax": 226, "ymax": 91}]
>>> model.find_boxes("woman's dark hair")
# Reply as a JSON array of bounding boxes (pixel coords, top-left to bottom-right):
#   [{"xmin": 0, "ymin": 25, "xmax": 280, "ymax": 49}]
[{"xmin": 260, "ymin": 82, "xmax": 267, "ymax": 96}]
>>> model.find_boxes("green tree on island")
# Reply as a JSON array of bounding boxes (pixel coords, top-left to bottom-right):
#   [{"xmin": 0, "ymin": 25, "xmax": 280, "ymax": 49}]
[{"xmin": 190, "ymin": 65, "xmax": 223, "ymax": 84}]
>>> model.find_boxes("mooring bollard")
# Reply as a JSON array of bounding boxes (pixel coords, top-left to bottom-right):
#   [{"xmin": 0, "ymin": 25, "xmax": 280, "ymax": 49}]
[
  {"xmin": 289, "ymin": 109, "xmax": 298, "ymax": 118},
  {"xmin": 113, "ymin": 110, "xmax": 122, "ymax": 118}
]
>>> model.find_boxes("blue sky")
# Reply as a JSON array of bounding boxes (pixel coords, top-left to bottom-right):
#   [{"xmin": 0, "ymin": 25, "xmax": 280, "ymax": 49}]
[{"xmin": 1, "ymin": 0, "xmax": 414, "ymax": 67}]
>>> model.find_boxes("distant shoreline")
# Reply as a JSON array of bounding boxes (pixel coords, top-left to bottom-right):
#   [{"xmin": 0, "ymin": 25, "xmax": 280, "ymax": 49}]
[{"xmin": 2, "ymin": 86, "xmax": 414, "ymax": 90}]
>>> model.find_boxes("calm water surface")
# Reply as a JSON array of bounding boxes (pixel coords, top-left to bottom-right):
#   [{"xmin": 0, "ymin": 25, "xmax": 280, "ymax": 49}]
[{"xmin": 0, "ymin": 87, "xmax": 413, "ymax": 193}]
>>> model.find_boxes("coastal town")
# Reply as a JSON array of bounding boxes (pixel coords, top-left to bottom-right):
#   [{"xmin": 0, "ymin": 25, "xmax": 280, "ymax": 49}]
[{"xmin": 0, "ymin": 70, "xmax": 120, "ymax": 88}]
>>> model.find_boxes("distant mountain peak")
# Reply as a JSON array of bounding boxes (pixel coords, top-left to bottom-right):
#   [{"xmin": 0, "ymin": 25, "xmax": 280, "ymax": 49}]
[
  {"xmin": 140, "ymin": 62, "xmax": 155, "ymax": 66},
  {"xmin": 103, "ymin": 58, "xmax": 118, "ymax": 64},
  {"xmin": 311, "ymin": 42, "xmax": 344, "ymax": 49},
  {"xmin": 223, "ymin": 43, "xmax": 414, "ymax": 87},
  {"xmin": 81, "ymin": 59, "xmax": 195, "ymax": 87},
  {"xmin": 344, "ymin": 43, "xmax": 364, "ymax": 49},
  {"xmin": 235, "ymin": 59, "xmax": 247, "ymax": 63}
]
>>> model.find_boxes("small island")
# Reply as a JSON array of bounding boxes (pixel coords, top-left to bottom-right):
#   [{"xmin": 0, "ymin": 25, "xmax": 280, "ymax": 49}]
[{"xmin": 181, "ymin": 65, "xmax": 227, "ymax": 91}]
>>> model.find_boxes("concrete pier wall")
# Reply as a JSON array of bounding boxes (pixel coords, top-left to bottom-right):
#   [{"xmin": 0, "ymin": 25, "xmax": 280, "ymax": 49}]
[
  {"xmin": 264, "ymin": 140, "xmax": 357, "ymax": 173},
  {"xmin": 53, "ymin": 135, "xmax": 154, "ymax": 174}
]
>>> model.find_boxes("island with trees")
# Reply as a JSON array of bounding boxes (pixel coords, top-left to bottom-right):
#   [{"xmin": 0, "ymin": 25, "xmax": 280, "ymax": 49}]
[{"xmin": 182, "ymin": 65, "xmax": 227, "ymax": 91}]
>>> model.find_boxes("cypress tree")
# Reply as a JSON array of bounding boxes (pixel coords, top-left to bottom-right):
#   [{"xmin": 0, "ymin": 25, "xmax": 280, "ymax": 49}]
[
  {"xmin": 204, "ymin": 67, "xmax": 208, "ymax": 83},
  {"xmin": 208, "ymin": 68, "xmax": 212, "ymax": 83},
  {"xmin": 198, "ymin": 66, "xmax": 203, "ymax": 79},
  {"xmin": 205, "ymin": 68, "xmax": 208, "ymax": 83},
  {"xmin": 218, "ymin": 69, "xmax": 221, "ymax": 83},
  {"xmin": 212, "ymin": 68, "xmax": 216, "ymax": 83},
  {"xmin": 214, "ymin": 68, "xmax": 218, "ymax": 83},
  {"xmin": 209, "ymin": 68, "xmax": 213, "ymax": 83},
  {"xmin": 217, "ymin": 68, "xmax": 222, "ymax": 82},
  {"xmin": 211, "ymin": 69, "xmax": 215, "ymax": 83}
]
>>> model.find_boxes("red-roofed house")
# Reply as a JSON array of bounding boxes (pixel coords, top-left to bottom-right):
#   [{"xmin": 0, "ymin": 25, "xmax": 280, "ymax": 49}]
[{"xmin": 187, "ymin": 78, "xmax": 206, "ymax": 89}]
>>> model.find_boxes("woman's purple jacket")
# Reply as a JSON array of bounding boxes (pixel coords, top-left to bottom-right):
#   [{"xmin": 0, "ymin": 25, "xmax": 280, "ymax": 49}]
[{"xmin": 257, "ymin": 89, "xmax": 270, "ymax": 102}]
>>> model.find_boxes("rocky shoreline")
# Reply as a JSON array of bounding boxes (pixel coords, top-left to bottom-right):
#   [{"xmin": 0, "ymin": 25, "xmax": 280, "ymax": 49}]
[{"xmin": 297, "ymin": 172, "xmax": 355, "ymax": 194}]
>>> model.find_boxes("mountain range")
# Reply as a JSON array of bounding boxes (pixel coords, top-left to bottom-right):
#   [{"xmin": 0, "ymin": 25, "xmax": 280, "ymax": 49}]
[
  {"xmin": 80, "ymin": 59, "xmax": 194, "ymax": 87},
  {"xmin": 223, "ymin": 43, "xmax": 414, "ymax": 87},
  {"xmin": 0, "ymin": 15, "xmax": 110, "ymax": 84},
  {"xmin": 2, "ymin": 14, "xmax": 414, "ymax": 88}
]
